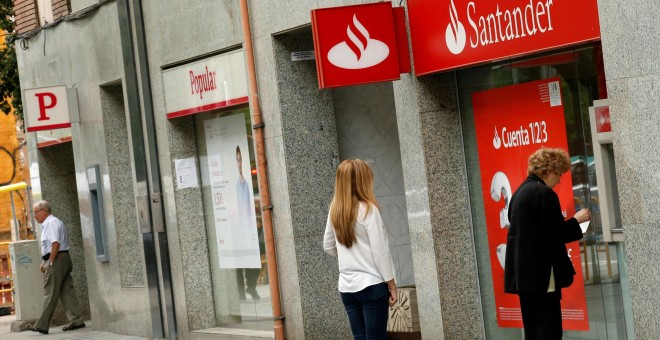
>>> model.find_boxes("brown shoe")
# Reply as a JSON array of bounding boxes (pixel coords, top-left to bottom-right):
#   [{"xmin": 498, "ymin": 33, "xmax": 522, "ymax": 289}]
[{"xmin": 63, "ymin": 323, "xmax": 86, "ymax": 331}]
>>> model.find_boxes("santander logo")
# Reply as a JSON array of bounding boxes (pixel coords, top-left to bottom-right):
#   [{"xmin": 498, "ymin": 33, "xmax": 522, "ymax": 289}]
[
  {"xmin": 493, "ymin": 127, "xmax": 502, "ymax": 149},
  {"xmin": 327, "ymin": 14, "xmax": 390, "ymax": 69},
  {"xmin": 446, "ymin": 0, "xmax": 467, "ymax": 54}
]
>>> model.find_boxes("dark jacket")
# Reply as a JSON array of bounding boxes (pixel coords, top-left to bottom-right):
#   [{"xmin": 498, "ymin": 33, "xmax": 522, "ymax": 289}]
[{"xmin": 504, "ymin": 174, "xmax": 583, "ymax": 294}]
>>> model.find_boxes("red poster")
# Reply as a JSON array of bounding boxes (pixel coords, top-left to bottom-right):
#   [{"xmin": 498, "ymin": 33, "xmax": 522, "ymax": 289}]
[{"xmin": 473, "ymin": 78, "xmax": 589, "ymax": 330}]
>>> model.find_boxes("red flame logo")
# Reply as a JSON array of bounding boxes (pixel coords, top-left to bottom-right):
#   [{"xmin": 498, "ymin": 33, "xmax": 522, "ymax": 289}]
[
  {"xmin": 449, "ymin": 1, "xmax": 459, "ymax": 40},
  {"xmin": 346, "ymin": 15, "xmax": 370, "ymax": 61},
  {"xmin": 493, "ymin": 126, "xmax": 502, "ymax": 149},
  {"xmin": 445, "ymin": 0, "xmax": 466, "ymax": 54}
]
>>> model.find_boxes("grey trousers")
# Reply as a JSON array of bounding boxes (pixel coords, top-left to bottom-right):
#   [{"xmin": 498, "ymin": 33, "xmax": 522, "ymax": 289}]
[{"xmin": 34, "ymin": 252, "xmax": 84, "ymax": 330}]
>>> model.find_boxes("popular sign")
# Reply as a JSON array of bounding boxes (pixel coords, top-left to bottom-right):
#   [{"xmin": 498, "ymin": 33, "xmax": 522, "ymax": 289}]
[
  {"xmin": 24, "ymin": 86, "xmax": 73, "ymax": 132},
  {"xmin": 162, "ymin": 49, "xmax": 249, "ymax": 119},
  {"xmin": 408, "ymin": 0, "xmax": 601, "ymax": 75},
  {"xmin": 311, "ymin": 2, "xmax": 402, "ymax": 88},
  {"xmin": 472, "ymin": 78, "xmax": 589, "ymax": 330}
]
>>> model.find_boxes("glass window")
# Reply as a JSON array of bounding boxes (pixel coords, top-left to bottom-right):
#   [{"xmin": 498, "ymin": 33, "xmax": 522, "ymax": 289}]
[
  {"xmin": 458, "ymin": 45, "xmax": 629, "ymax": 339},
  {"xmin": 194, "ymin": 107, "xmax": 272, "ymax": 332}
]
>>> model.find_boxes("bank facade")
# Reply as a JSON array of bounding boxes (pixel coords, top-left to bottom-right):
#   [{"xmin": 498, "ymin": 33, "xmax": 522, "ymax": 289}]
[{"xmin": 14, "ymin": 0, "xmax": 659, "ymax": 339}]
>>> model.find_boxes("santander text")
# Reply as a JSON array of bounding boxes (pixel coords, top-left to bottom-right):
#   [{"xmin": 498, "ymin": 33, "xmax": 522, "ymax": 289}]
[{"xmin": 468, "ymin": 0, "xmax": 554, "ymax": 48}]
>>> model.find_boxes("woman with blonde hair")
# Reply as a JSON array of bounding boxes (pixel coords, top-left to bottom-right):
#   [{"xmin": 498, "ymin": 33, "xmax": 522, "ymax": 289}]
[
  {"xmin": 324, "ymin": 159, "xmax": 397, "ymax": 340},
  {"xmin": 505, "ymin": 147, "xmax": 591, "ymax": 339}
]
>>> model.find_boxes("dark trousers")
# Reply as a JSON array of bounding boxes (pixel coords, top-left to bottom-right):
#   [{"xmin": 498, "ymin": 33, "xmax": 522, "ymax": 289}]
[
  {"xmin": 340, "ymin": 282, "xmax": 389, "ymax": 340},
  {"xmin": 236, "ymin": 268, "xmax": 260, "ymax": 299},
  {"xmin": 518, "ymin": 291, "xmax": 563, "ymax": 340}
]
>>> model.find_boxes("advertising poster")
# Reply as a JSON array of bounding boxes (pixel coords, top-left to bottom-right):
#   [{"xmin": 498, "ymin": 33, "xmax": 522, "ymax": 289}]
[
  {"xmin": 204, "ymin": 113, "xmax": 261, "ymax": 269},
  {"xmin": 473, "ymin": 78, "xmax": 589, "ymax": 330}
]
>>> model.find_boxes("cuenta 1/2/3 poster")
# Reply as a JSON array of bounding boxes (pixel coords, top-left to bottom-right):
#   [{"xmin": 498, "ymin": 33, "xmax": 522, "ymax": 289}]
[{"xmin": 472, "ymin": 78, "xmax": 589, "ymax": 331}]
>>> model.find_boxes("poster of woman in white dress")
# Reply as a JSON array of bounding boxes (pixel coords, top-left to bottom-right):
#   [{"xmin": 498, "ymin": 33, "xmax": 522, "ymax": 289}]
[{"xmin": 204, "ymin": 112, "xmax": 261, "ymax": 269}]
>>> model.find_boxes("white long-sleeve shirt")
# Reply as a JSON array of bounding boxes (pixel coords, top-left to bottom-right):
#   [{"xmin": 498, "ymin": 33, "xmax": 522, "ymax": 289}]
[{"xmin": 323, "ymin": 203, "xmax": 396, "ymax": 293}]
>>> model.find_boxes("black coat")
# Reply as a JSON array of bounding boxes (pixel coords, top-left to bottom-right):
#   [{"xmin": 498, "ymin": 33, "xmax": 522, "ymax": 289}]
[{"xmin": 504, "ymin": 175, "xmax": 583, "ymax": 294}]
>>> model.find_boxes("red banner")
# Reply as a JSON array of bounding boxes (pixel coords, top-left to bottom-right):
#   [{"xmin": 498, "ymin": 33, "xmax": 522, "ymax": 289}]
[
  {"xmin": 472, "ymin": 78, "xmax": 589, "ymax": 330},
  {"xmin": 407, "ymin": 0, "xmax": 601, "ymax": 75}
]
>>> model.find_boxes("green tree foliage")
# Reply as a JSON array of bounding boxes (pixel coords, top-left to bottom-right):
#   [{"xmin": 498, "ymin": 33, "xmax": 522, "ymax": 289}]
[{"xmin": 0, "ymin": 0, "xmax": 21, "ymax": 120}]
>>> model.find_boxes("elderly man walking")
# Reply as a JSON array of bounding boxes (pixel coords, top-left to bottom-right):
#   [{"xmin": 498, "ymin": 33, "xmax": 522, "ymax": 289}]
[{"xmin": 27, "ymin": 200, "xmax": 85, "ymax": 334}]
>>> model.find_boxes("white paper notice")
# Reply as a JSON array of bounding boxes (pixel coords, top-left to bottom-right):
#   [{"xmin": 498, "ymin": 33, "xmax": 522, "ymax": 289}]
[
  {"xmin": 548, "ymin": 81, "xmax": 562, "ymax": 107},
  {"xmin": 175, "ymin": 158, "xmax": 198, "ymax": 189}
]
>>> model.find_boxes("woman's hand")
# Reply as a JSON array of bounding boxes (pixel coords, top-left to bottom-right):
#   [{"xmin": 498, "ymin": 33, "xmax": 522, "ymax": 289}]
[
  {"xmin": 387, "ymin": 281, "xmax": 398, "ymax": 307},
  {"xmin": 574, "ymin": 208, "xmax": 591, "ymax": 223}
]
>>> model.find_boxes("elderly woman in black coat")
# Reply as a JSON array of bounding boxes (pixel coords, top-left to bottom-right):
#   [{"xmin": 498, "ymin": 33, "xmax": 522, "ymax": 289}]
[{"xmin": 504, "ymin": 147, "xmax": 591, "ymax": 340}]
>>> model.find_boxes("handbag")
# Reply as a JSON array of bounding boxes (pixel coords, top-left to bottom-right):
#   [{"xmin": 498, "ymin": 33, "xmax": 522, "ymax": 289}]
[{"xmin": 554, "ymin": 246, "xmax": 576, "ymax": 288}]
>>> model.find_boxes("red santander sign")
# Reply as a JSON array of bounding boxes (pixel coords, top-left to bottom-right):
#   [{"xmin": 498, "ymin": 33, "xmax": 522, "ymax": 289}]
[
  {"xmin": 595, "ymin": 106, "xmax": 611, "ymax": 133},
  {"xmin": 311, "ymin": 2, "xmax": 401, "ymax": 89},
  {"xmin": 408, "ymin": 0, "xmax": 601, "ymax": 75}
]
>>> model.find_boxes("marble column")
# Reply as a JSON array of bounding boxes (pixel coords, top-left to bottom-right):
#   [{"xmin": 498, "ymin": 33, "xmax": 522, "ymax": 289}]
[
  {"xmin": 393, "ymin": 72, "xmax": 486, "ymax": 339},
  {"xmin": 597, "ymin": 1, "xmax": 660, "ymax": 338},
  {"xmin": 265, "ymin": 27, "xmax": 349, "ymax": 340}
]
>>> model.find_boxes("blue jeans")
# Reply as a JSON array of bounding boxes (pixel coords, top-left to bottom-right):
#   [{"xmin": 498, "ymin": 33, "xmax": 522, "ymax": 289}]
[{"xmin": 340, "ymin": 282, "xmax": 389, "ymax": 340}]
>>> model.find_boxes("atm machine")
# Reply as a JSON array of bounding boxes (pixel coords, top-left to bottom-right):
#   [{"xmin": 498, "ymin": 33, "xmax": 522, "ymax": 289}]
[
  {"xmin": 589, "ymin": 99, "xmax": 623, "ymax": 242},
  {"xmin": 588, "ymin": 99, "xmax": 635, "ymax": 340}
]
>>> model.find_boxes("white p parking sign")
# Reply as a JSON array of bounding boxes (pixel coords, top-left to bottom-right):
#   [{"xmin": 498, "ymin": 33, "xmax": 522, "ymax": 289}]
[{"xmin": 24, "ymin": 85, "xmax": 76, "ymax": 132}]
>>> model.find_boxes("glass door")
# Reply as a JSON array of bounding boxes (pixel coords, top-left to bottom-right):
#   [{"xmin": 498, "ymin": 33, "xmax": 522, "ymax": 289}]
[
  {"xmin": 194, "ymin": 107, "xmax": 273, "ymax": 333},
  {"xmin": 457, "ymin": 45, "xmax": 631, "ymax": 339}
]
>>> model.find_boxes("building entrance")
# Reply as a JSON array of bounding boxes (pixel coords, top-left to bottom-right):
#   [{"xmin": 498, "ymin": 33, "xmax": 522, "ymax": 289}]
[{"xmin": 458, "ymin": 45, "xmax": 632, "ymax": 339}]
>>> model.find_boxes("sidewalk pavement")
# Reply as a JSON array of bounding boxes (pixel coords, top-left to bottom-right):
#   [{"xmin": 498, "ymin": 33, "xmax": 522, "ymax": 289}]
[{"xmin": 0, "ymin": 314, "xmax": 150, "ymax": 339}]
